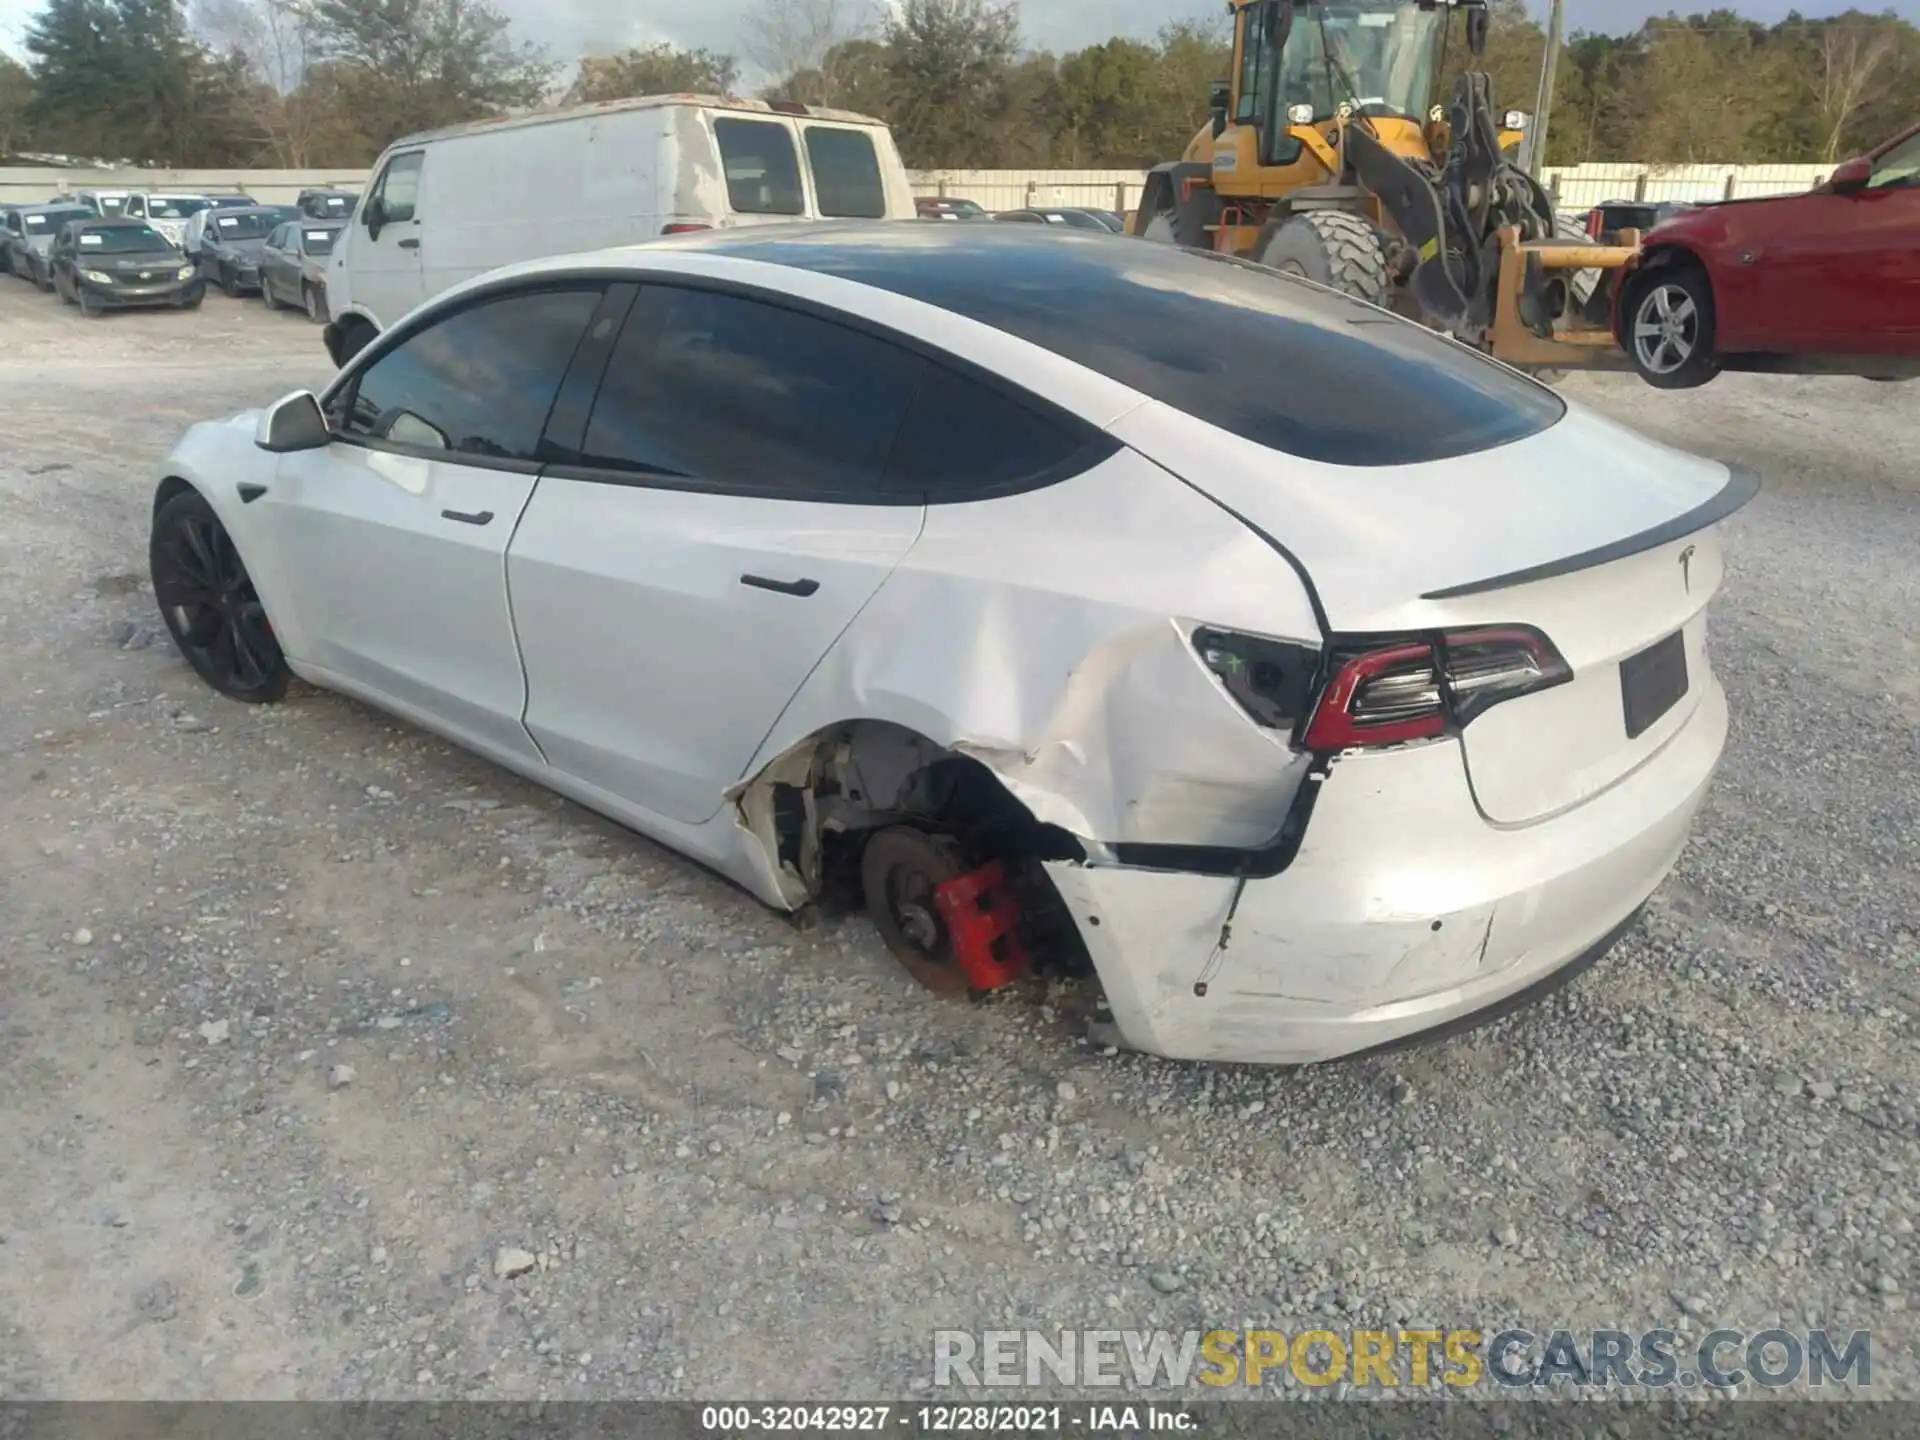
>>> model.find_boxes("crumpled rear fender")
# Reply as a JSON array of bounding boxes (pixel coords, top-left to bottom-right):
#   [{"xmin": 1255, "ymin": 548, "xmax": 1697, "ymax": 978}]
[{"xmin": 737, "ymin": 448, "xmax": 1323, "ymax": 851}]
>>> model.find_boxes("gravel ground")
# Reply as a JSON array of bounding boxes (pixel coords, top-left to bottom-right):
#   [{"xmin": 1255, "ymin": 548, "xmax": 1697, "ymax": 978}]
[{"xmin": 0, "ymin": 278, "xmax": 1914, "ymax": 1405}]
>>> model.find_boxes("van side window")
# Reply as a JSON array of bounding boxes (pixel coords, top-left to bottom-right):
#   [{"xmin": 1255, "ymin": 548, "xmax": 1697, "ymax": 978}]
[
  {"xmin": 573, "ymin": 285, "xmax": 924, "ymax": 497},
  {"xmin": 804, "ymin": 127, "xmax": 886, "ymax": 219},
  {"xmin": 712, "ymin": 118, "xmax": 804, "ymax": 216},
  {"xmin": 341, "ymin": 287, "xmax": 601, "ymax": 462},
  {"xmin": 372, "ymin": 153, "xmax": 424, "ymax": 224}
]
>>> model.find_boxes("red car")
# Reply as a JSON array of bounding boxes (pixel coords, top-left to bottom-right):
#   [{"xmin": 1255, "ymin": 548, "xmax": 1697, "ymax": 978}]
[{"xmin": 1617, "ymin": 123, "xmax": 1920, "ymax": 388}]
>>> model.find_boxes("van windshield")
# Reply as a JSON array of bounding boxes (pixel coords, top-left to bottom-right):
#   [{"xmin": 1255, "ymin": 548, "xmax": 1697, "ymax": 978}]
[{"xmin": 805, "ymin": 127, "xmax": 886, "ymax": 218}]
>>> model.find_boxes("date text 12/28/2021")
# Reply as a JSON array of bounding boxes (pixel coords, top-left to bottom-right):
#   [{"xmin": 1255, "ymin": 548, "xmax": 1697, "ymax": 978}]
[{"xmin": 698, "ymin": 1405, "xmax": 1195, "ymax": 1433}]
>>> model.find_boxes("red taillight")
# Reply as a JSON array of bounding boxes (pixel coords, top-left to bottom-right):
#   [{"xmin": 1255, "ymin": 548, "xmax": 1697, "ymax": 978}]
[
  {"xmin": 1585, "ymin": 209, "xmax": 1603, "ymax": 240},
  {"xmin": 1302, "ymin": 627, "xmax": 1570, "ymax": 753},
  {"xmin": 661, "ymin": 222, "xmax": 712, "ymax": 235}
]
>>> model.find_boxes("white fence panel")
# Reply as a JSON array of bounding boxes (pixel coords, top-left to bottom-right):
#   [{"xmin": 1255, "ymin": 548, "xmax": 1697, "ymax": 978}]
[{"xmin": 2, "ymin": 162, "xmax": 1835, "ymax": 216}]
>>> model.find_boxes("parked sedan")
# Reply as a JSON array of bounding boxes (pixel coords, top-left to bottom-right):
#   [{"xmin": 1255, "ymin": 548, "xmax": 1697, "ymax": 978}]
[
  {"xmin": 51, "ymin": 218, "xmax": 203, "ymax": 316},
  {"xmin": 1619, "ymin": 122, "xmax": 1920, "ymax": 387},
  {"xmin": 147, "ymin": 225, "xmax": 1748, "ymax": 1065},
  {"xmin": 182, "ymin": 196, "xmax": 264, "ymax": 261},
  {"xmin": 2, "ymin": 202, "xmax": 92, "ymax": 288},
  {"xmin": 993, "ymin": 207, "xmax": 1127, "ymax": 232},
  {"xmin": 296, "ymin": 188, "xmax": 359, "ymax": 220},
  {"xmin": 200, "ymin": 206, "xmax": 292, "ymax": 295},
  {"xmin": 259, "ymin": 219, "xmax": 344, "ymax": 321}
]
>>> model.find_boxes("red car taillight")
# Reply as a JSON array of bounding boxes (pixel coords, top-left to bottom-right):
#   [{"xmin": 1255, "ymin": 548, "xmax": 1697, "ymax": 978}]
[
  {"xmin": 661, "ymin": 222, "xmax": 712, "ymax": 235},
  {"xmin": 1302, "ymin": 627, "xmax": 1571, "ymax": 752}
]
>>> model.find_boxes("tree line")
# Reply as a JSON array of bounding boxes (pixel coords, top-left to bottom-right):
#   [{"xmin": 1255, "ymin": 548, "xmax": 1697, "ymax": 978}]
[{"xmin": 2, "ymin": 0, "xmax": 1916, "ymax": 172}]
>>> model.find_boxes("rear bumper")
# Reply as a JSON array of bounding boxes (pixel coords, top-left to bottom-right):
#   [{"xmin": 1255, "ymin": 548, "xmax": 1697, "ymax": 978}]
[{"xmin": 1045, "ymin": 673, "xmax": 1728, "ymax": 1065}]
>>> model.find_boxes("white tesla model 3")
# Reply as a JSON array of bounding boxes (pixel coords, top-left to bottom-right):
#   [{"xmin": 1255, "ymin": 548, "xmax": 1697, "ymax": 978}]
[{"xmin": 147, "ymin": 224, "xmax": 1753, "ymax": 1065}]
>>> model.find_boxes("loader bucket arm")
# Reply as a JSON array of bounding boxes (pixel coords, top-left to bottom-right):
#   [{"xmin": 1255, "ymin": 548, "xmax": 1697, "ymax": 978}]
[{"xmin": 1344, "ymin": 123, "xmax": 1472, "ymax": 332}]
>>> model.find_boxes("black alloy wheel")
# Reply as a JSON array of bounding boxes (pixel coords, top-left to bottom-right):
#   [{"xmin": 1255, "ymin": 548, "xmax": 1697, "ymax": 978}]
[{"xmin": 149, "ymin": 490, "xmax": 290, "ymax": 703}]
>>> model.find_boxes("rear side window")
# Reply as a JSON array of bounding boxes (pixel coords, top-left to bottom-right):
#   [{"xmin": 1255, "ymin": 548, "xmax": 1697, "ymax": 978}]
[
  {"xmin": 576, "ymin": 286, "xmax": 924, "ymax": 496},
  {"xmin": 805, "ymin": 127, "xmax": 886, "ymax": 218},
  {"xmin": 343, "ymin": 287, "xmax": 600, "ymax": 461},
  {"xmin": 886, "ymin": 367, "xmax": 1089, "ymax": 495},
  {"xmin": 717, "ymin": 231, "xmax": 1565, "ymax": 467},
  {"xmin": 714, "ymin": 118, "xmax": 804, "ymax": 216}
]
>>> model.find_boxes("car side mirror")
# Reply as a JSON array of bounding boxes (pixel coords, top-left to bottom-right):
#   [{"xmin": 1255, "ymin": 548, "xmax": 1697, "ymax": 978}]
[
  {"xmin": 254, "ymin": 391, "xmax": 332, "ymax": 453},
  {"xmin": 365, "ymin": 195, "xmax": 386, "ymax": 239},
  {"xmin": 1826, "ymin": 155, "xmax": 1872, "ymax": 194}
]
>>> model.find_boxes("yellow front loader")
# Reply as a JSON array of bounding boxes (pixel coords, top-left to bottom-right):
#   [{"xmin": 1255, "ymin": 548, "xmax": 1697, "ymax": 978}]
[{"xmin": 1132, "ymin": 0, "xmax": 1637, "ymax": 374}]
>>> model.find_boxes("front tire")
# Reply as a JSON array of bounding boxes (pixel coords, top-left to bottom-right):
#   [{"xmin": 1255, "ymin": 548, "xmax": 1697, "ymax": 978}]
[
  {"xmin": 77, "ymin": 289, "xmax": 100, "ymax": 318},
  {"xmin": 1258, "ymin": 210, "xmax": 1391, "ymax": 306},
  {"xmin": 303, "ymin": 284, "xmax": 325, "ymax": 324},
  {"xmin": 261, "ymin": 277, "xmax": 282, "ymax": 310},
  {"xmin": 1621, "ymin": 262, "xmax": 1720, "ymax": 390},
  {"xmin": 219, "ymin": 263, "xmax": 237, "ymax": 298},
  {"xmin": 150, "ymin": 490, "xmax": 290, "ymax": 704}
]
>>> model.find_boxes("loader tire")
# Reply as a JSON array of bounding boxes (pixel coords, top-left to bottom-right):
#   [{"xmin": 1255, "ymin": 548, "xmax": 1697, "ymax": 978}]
[{"xmin": 1258, "ymin": 211, "xmax": 1389, "ymax": 306}]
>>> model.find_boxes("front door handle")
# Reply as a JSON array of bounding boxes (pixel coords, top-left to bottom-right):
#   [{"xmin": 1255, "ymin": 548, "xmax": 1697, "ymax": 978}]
[
  {"xmin": 741, "ymin": 574, "xmax": 820, "ymax": 598},
  {"xmin": 398, "ymin": 237, "xmax": 420, "ymax": 250},
  {"xmin": 441, "ymin": 508, "xmax": 493, "ymax": 526}
]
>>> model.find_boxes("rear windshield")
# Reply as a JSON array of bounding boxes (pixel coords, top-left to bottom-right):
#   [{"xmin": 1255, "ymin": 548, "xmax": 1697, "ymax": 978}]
[
  {"xmin": 305, "ymin": 194, "xmax": 355, "ymax": 216},
  {"xmin": 91, "ymin": 196, "xmax": 128, "ymax": 216},
  {"xmin": 213, "ymin": 212, "xmax": 276, "ymax": 240},
  {"xmin": 27, "ymin": 209, "xmax": 88, "ymax": 231},
  {"xmin": 212, "ymin": 196, "xmax": 258, "ymax": 209},
  {"xmin": 713, "ymin": 117, "xmax": 803, "ymax": 216},
  {"xmin": 805, "ymin": 127, "xmax": 886, "ymax": 218},
  {"xmin": 78, "ymin": 225, "xmax": 172, "ymax": 253},
  {"xmin": 716, "ymin": 230, "xmax": 1566, "ymax": 467},
  {"xmin": 148, "ymin": 197, "xmax": 211, "ymax": 219},
  {"xmin": 301, "ymin": 228, "xmax": 338, "ymax": 255}
]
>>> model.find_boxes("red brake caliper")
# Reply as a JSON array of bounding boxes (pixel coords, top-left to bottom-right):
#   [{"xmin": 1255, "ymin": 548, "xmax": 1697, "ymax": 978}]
[{"xmin": 934, "ymin": 861, "xmax": 1031, "ymax": 992}]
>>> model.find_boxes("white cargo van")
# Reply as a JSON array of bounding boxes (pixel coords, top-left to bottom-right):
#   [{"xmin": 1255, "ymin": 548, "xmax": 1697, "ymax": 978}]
[{"xmin": 322, "ymin": 94, "xmax": 917, "ymax": 364}]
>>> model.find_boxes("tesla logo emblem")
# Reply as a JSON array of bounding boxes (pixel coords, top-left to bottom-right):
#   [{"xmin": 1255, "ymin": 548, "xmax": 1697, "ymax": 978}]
[{"xmin": 1678, "ymin": 544, "xmax": 1696, "ymax": 593}]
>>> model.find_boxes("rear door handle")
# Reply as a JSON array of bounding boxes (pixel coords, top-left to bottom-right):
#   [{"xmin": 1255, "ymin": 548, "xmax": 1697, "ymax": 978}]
[
  {"xmin": 441, "ymin": 508, "xmax": 493, "ymax": 526},
  {"xmin": 741, "ymin": 574, "xmax": 819, "ymax": 597},
  {"xmin": 398, "ymin": 238, "xmax": 420, "ymax": 250}
]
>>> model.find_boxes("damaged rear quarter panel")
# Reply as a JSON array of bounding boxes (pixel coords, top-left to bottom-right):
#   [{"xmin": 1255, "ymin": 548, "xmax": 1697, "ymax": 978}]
[{"xmin": 738, "ymin": 448, "xmax": 1322, "ymax": 849}]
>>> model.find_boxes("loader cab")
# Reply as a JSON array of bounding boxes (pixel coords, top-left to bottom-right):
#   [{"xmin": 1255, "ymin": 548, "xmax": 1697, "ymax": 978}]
[{"xmin": 1230, "ymin": 0, "xmax": 1456, "ymax": 167}]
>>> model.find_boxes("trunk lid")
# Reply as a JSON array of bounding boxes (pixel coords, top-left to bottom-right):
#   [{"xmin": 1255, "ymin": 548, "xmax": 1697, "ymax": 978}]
[{"xmin": 1113, "ymin": 399, "xmax": 1753, "ymax": 824}]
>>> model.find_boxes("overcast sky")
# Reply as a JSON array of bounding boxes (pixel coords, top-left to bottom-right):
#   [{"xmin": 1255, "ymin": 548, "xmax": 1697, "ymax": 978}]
[{"xmin": 4, "ymin": 0, "xmax": 1918, "ymax": 72}]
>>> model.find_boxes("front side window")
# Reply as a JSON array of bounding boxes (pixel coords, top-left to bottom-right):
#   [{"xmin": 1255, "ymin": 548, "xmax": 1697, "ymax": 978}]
[
  {"xmin": 372, "ymin": 154, "xmax": 424, "ymax": 224},
  {"xmin": 713, "ymin": 117, "xmax": 804, "ymax": 216},
  {"xmin": 805, "ymin": 127, "xmax": 886, "ymax": 218},
  {"xmin": 575, "ymin": 286, "xmax": 923, "ymax": 496},
  {"xmin": 342, "ymin": 288, "xmax": 600, "ymax": 461}
]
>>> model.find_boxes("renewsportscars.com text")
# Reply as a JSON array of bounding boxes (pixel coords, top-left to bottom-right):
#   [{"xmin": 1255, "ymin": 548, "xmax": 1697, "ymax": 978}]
[{"xmin": 933, "ymin": 1327, "xmax": 1872, "ymax": 1391}]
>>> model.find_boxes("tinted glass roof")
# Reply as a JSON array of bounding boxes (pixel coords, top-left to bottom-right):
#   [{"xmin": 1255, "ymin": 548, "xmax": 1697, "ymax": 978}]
[{"xmin": 677, "ymin": 224, "xmax": 1564, "ymax": 467}]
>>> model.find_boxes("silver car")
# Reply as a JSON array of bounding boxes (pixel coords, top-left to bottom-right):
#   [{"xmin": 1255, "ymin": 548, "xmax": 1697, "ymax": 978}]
[{"xmin": 2, "ymin": 202, "xmax": 95, "ymax": 289}]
